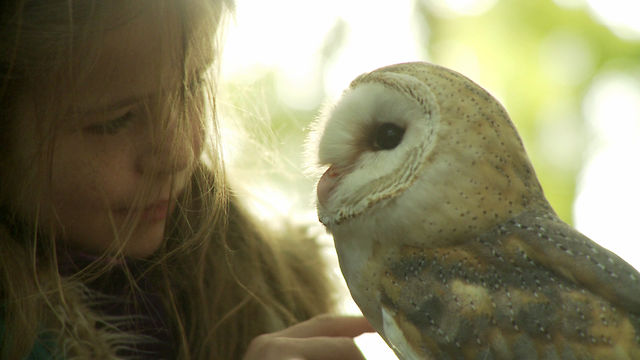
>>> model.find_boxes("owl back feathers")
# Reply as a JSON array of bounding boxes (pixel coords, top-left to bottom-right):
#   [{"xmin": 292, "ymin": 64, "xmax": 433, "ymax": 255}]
[{"xmin": 378, "ymin": 208, "xmax": 640, "ymax": 359}]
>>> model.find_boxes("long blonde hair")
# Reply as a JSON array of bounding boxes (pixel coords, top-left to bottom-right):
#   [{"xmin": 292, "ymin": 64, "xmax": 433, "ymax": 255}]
[{"xmin": 0, "ymin": 1, "xmax": 333, "ymax": 358}]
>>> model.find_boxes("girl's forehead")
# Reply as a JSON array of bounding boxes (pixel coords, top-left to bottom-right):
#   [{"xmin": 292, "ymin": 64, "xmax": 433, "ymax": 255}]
[{"xmin": 76, "ymin": 6, "xmax": 211, "ymax": 112}]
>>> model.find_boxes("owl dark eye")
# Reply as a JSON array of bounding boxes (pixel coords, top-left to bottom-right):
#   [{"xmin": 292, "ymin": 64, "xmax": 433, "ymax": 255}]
[{"xmin": 373, "ymin": 123, "xmax": 405, "ymax": 150}]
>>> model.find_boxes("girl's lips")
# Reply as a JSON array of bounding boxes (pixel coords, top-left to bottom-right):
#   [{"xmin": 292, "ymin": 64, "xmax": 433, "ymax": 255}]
[{"xmin": 141, "ymin": 200, "xmax": 169, "ymax": 222}]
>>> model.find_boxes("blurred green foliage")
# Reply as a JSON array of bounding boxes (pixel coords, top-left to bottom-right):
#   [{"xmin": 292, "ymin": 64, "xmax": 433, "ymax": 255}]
[{"xmin": 220, "ymin": 0, "xmax": 640, "ymax": 224}]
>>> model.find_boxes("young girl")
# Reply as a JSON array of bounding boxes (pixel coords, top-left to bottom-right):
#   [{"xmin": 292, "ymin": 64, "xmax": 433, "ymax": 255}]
[{"xmin": 0, "ymin": 0, "xmax": 372, "ymax": 359}]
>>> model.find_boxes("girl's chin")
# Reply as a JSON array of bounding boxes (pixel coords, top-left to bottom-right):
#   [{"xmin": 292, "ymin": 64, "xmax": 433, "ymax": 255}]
[
  {"xmin": 63, "ymin": 209, "xmax": 170, "ymax": 259},
  {"xmin": 124, "ymin": 221, "xmax": 166, "ymax": 258}
]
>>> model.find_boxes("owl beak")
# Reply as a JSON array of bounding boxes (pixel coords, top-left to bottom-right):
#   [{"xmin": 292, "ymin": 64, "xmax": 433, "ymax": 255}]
[{"xmin": 317, "ymin": 166, "xmax": 341, "ymax": 207}]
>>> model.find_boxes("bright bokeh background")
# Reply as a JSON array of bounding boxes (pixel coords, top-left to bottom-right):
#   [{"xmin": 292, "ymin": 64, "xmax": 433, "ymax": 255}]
[{"xmin": 219, "ymin": 0, "xmax": 640, "ymax": 358}]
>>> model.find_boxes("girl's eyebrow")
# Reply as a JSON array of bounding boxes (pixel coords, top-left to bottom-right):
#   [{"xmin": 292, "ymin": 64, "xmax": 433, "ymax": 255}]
[
  {"xmin": 104, "ymin": 94, "xmax": 148, "ymax": 111},
  {"xmin": 75, "ymin": 93, "xmax": 151, "ymax": 116},
  {"xmin": 76, "ymin": 67, "xmax": 210, "ymax": 115}
]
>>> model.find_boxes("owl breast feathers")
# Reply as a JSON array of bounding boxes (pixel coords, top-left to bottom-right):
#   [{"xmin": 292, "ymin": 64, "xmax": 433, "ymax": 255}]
[{"xmin": 310, "ymin": 62, "xmax": 640, "ymax": 359}]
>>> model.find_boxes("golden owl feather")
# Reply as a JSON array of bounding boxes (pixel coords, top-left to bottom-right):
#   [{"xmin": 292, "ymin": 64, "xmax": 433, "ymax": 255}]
[{"xmin": 311, "ymin": 62, "xmax": 640, "ymax": 359}]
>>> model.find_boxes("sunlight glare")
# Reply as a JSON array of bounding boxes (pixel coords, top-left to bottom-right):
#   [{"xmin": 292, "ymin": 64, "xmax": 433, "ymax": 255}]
[
  {"xmin": 322, "ymin": 0, "xmax": 426, "ymax": 100},
  {"xmin": 575, "ymin": 72, "xmax": 640, "ymax": 270},
  {"xmin": 221, "ymin": 0, "xmax": 341, "ymax": 109},
  {"xmin": 585, "ymin": 0, "xmax": 640, "ymax": 40},
  {"xmin": 222, "ymin": 0, "xmax": 426, "ymax": 109},
  {"xmin": 222, "ymin": 0, "xmax": 337, "ymax": 75},
  {"xmin": 426, "ymin": 0, "xmax": 498, "ymax": 17}
]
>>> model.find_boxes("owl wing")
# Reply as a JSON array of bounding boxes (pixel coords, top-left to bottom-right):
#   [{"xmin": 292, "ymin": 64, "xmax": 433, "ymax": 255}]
[
  {"xmin": 499, "ymin": 210, "xmax": 640, "ymax": 314},
  {"xmin": 376, "ymin": 210, "xmax": 640, "ymax": 359}
]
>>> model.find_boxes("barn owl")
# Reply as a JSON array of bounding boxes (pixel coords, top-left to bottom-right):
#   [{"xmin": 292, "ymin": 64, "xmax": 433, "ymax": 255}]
[{"xmin": 311, "ymin": 62, "xmax": 640, "ymax": 359}]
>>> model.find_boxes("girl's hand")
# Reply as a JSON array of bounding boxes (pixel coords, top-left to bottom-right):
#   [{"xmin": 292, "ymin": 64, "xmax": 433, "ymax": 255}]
[{"xmin": 243, "ymin": 314, "xmax": 375, "ymax": 360}]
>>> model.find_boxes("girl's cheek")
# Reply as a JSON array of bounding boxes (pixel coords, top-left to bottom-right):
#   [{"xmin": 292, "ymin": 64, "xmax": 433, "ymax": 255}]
[{"xmin": 50, "ymin": 133, "xmax": 130, "ymax": 209}]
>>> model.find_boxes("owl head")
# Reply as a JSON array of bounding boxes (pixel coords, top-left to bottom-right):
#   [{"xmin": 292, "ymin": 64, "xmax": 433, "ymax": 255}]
[{"xmin": 311, "ymin": 62, "xmax": 550, "ymax": 244}]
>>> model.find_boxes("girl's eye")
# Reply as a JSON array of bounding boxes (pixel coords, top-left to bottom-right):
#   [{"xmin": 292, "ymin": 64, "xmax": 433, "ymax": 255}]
[{"xmin": 85, "ymin": 111, "xmax": 135, "ymax": 135}]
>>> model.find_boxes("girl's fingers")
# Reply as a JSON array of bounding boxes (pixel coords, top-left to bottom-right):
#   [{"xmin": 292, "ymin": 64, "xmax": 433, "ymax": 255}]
[
  {"xmin": 288, "ymin": 336, "xmax": 368, "ymax": 360},
  {"xmin": 245, "ymin": 336, "xmax": 367, "ymax": 360},
  {"xmin": 243, "ymin": 314, "xmax": 376, "ymax": 360},
  {"xmin": 275, "ymin": 314, "xmax": 375, "ymax": 338}
]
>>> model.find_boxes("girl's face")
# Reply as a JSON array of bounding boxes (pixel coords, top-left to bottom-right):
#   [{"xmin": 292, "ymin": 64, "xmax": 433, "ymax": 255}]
[{"xmin": 11, "ymin": 8, "xmax": 206, "ymax": 257}]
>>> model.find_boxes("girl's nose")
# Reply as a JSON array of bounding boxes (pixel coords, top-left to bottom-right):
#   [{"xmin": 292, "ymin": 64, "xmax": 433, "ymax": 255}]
[{"xmin": 136, "ymin": 114, "xmax": 202, "ymax": 176}]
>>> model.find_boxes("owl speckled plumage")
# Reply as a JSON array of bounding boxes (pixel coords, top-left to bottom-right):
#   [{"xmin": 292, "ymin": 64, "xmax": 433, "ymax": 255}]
[{"xmin": 311, "ymin": 62, "xmax": 640, "ymax": 359}]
